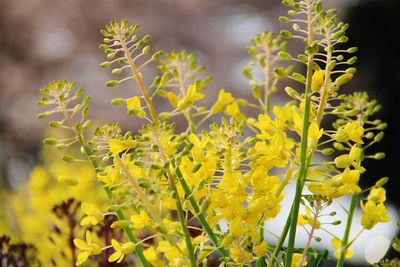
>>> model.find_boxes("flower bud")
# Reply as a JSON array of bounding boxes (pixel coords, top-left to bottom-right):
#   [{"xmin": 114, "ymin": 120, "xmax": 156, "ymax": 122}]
[{"xmin": 105, "ymin": 80, "xmax": 119, "ymax": 87}]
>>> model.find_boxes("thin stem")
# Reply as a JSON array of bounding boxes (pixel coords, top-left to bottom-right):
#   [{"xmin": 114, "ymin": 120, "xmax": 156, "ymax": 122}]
[
  {"xmin": 152, "ymin": 130, "xmax": 197, "ymax": 267},
  {"xmin": 268, "ymin": 208, "xmax": 292, "ymax": 267},
  {"xmin": 118, "ymin": 33, "xmax": 159, "ymax": 124},
  {"xmin": 285, "ymin": 0, "xmax": 315, "ymax": 265},
  {"xmin": 174, "ymin": 165, "xmax": 229, "ymax": 257},
  {"xmin": 336, "ymin": 193, "xmax": 357, "ymax": 267},
  {"xmin": 298, "ymin": 201, "xmax": 321, "ymax": 266},
  {"xmin": 316, "ymin": 27, "xmax": 333, "ymax": 125}
]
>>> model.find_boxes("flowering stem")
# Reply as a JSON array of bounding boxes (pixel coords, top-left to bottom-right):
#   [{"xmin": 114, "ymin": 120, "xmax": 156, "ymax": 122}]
[
  {"xmin": 118, "ymin": 33, "xmax": 160, "ymax": 124},
  {"xmin": 285, "ymin": 1, "xmax": 315, "ymax": 265},
  {"xmin": 174, "ymin": 166, "xmax": 229, "ymax": 257},
  {"xmin": 58, "ymin": 100, "xmax": 150, "ymax": 267},
  {"xmin": 336, "ymin": 193, "xmax": 357, "ymax": 267}
]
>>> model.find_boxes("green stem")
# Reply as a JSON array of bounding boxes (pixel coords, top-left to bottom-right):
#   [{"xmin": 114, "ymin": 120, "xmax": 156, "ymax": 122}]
[
  {"xmin": 336, "ymin": 193, "xmax": 357, "ymax": 267},
  {"xmin": 174, "ymin": 165, "xmax": 229, "ymax": 257},
  {"xmin": 172, "ymin": 184, "xmax": 197, "ymax": 267},
  {"xmin": 285, "ymin": 1, "xmax": 315, "ymax": 265},
  {"xmin": 285, "ymin": 44, "xmax": 314, "ymax": 267},
  {"xmin": 269, "ymin": 209, "xmax": 292, "ymax": 267}
]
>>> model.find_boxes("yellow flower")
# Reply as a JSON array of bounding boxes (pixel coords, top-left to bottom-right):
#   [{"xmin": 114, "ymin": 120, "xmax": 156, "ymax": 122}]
[
  {"xmin": 108, "ymin": 239, "xmax": 136, "ymax": 263},
  {"xmin": 367, "ymin": 187, "xmax": 386, "ymax": 203},
  {"xmin": 126, "ymin": 96, "xmax": 146, "ymax": 118},
  {"xmin": 230, "ymin": 242, "xmax": 253, "ymax": 264},
  {"xmin": 361, "ymin": 200, "xmax": 390, "ymax": 230},
  {"xmin": 212, "ymin": 89, "xmax": 234, "ymax": 113},
  {"xmin": 177, "ymin": 84, "xmax": 204, "ymax": 110},
  {"xmin": 130, "ymin": 210, "xmax": 152, "ymax": 230},
  {"xmin": 298, "ymin": 207, "xmax": 320, "ymax": 229},
  {"xmin": 253, "ymin": 240, "xmax": 268, "ymax": 256},
  {"xmin": 167, "ymin": 91, "xmax": 179, "ymax": 108},
  {"xmin": 311, "ymin": 70, "xmax": 324, "ymax": 92},
  {"xmin": 108, "ymin": 139, "xmax": 137, "ymax": 155},
  {"xmin": 74, "ymin": 230, "xmax": 102, "ymax": 265},
  {"xmin": 334, "ymin": 121, "xmax": 364, "ymax": 144},
  {"xmin": 143, "ymin": 246, "xmax": 163, "ymax": 267},
  {"xmin": 308, "ymin": 122, "xmax": 323, "ymax": 150},
  {"xmin": 332, "ymin": 237, "xmax": 353, "ymax": 259},
  {"xmin": 97, "ymin": 165, "xmax": 122, "ymax": 187},
  {"xmin": 308, "ymin": 168, "xmax": 361, "ymax": 199},
  {"xmin": 291, "ymin": 252, "xmax": 307, "ymax": 267},
  {"xmin": 157, "ymin": 240, "xmax": 182, "ymax": 265},
  {"xmin": 80, "ymin": 202, "xmax": 104, "ymax": 226},
  {"xmin": 334, "ymin": 145, "xmax": 362, "ymax": 169},
  {"xmin": 225, "ymin": 101, "xmax": 246, "ymax": 121}
]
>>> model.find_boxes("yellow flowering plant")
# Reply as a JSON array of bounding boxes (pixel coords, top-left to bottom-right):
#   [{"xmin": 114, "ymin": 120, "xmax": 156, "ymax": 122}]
[{"xmin": 2, "ymin": 0, "xmax": 397, "ymax": 266}]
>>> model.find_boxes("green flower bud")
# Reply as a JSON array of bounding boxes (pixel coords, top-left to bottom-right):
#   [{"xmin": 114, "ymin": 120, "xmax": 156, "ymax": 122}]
[
  {"xmin": 251, "ymin": 85, "xmax": 262, "ymax": 100},
  {"xmin": 111, "ymin": 68, "xmax": 122, "ymax": 75},
  {"xmin": 62, "ymin": 155, "xmax": 75, "ymax": 162},
  {"xmin": 191, "ymin": 163, "xmax": 202, "ymax": 174},
  {"xmin": 374, "ymin": 132, "xmax": 384, "ymax": 142},
  {"xmin": 111, "ymin": 220, "xmax": 129, "ymax": 229},
  {"xmin": 334, "ymin": 73, "xmax": 353, "ymax": 86},
  {"xmin": 365, "ymin": 132, "xmax": 374, "ymax": 139},
  {"xmin": 281, "ymin": 30, "xmax": 293, "ymax": 38},
  {"xmin": 292, "ymin": 72, "xmax": 306, "ymax": 83},
  {"xmin": 375, "ymin": 177, "xmax": 389, "ymax": 187},
  {"xmin": 333, "ymin": 142, "xmax": 345, "ymax": 151},
  {"xmin": 43, "ymin": 138, "xmax": 57, "ymax": 145},
  {"xmin": 105, "ymin": 80, "xmax": 119, "ymax": 87},
  {"xmin": 377, "ymin": 123, "xmax": 387, "ymax": 130},
  {"xmin": 274, "ymin": 67, "xmax": 288, "ymax": 78},
  {"xmin": 142, "ymin": 45, "xmax": 151, "ymax": 55},
  {"xmin": 111, "ymin": 98, "xmax": 124, "ymax": 105},
  {"xmin": 49, "ymin": 121, "xmax": 62, "ymax": 128},
  {"xmin": 151, "ymin": 51, "xmax": 164, "ymax": 60},
  {"xmin": 347, "ymin": 47, "xmax": 358, "ymax": 53},
  {"xmin": 374, "ymin": 152, "xmax": 385, "ymax": 160},
  {"xmin": 37, "ymin": 112, "xmax": 51, "ymax": 119},
  {"xmin": 321, "ymin": 148, "xmax": 335, "ymax": 155},
  {"xmin": 138, "ymin": 178, "xmax": 151, "ymax": 188},
  {"xmin": 285, "ymin": 86, "xmax": 299, "ymax": 98},
  {"xmin": 242, "ymin": 67, "xmax": 253, "ymax": 79},
  {"xmin": 346, "ymin": 56, "xmax": 357, "ymax": 65},
  {"xmin": 279, "ymin": 16, "xmax": 290, "ymax": 23},
  {"xmin": 278, "ymin": 51, "xmax": 293, "ymax": 60}
]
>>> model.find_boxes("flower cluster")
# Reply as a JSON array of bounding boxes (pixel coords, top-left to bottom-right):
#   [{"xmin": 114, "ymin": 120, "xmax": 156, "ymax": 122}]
[{"xmin": 26, "ymin": 0, "xmax": 395, "ymax": 266}]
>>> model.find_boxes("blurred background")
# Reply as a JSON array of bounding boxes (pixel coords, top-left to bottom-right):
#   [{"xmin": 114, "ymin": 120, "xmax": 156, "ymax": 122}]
[{"xmin": 0, "ymin": 0, "xmax": 399, "ymax": 266}]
